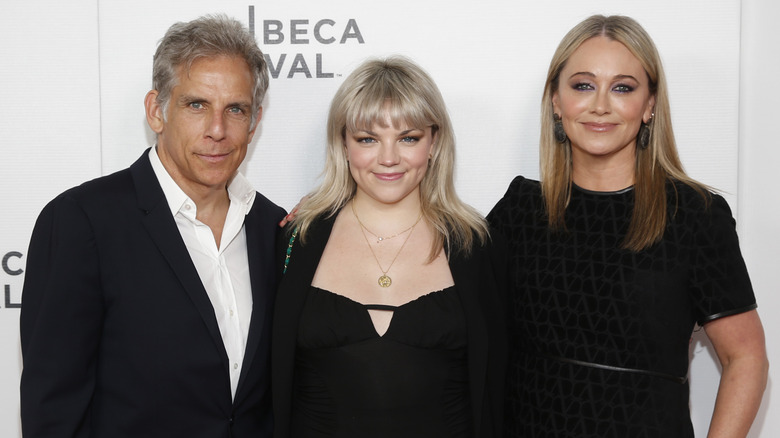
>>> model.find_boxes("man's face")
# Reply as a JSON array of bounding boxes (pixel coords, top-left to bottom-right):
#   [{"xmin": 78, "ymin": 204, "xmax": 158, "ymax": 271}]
[{"xmin": 145, "ymin": 55, "xmax": 260, "ymax": 198}]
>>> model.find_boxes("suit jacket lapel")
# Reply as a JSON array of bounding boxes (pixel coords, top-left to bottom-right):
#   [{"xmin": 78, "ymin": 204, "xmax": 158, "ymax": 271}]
[
  {"xmin": 275, "ymin": 215, "xmax": 336, "ymax": 349},
  {"xmin": 130, "ymin": 151, "xmax": 229, "ymax": 368},
  {"xmin": 235, "ymin": 198, "xmax": 278, "ymax": 398},
  {"xmin": 278, "ymin": 215, "xmax": 336, "ymax": 320},
  {"xmin": 449, "ymin": 250, "xmax": 489, "ymax": 434},
  {"xmin": 272, "ymin": 214, "xmax": 336, "ymax": 435}
]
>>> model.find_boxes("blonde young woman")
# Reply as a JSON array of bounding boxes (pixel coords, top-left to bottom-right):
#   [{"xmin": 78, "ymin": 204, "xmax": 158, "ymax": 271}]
[
  {"xmin": 488, "ymin": 15, "xmax": 768, "ymax": 438},
  {"xmin": 272, "ymin": 57, "xmax": 507, "ymax": 438}
]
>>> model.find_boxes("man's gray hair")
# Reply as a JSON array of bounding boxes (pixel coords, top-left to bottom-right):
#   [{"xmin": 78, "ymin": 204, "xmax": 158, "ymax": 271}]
[{"xmin": 152, "ymin": 14, "xmax": 269, "ymax": 125}]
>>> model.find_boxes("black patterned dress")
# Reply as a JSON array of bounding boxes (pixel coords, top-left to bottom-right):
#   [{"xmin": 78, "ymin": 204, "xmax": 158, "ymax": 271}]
[{"xmin": 487, "ymin": 176, "xmax": 757, "ymax": 438}]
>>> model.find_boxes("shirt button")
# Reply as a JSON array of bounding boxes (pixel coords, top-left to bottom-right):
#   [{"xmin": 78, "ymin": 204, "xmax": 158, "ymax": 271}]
[
  {"xmin": 233, "ymin": 363, "xmax": 239, "ymax": 370},
  {"xmin": 229, "ymin": 309, "xmax": 234, "ymax": 317}
]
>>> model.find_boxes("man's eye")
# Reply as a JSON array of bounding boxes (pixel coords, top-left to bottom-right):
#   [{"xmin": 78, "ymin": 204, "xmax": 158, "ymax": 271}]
[{"xmin": 189, "ymin": 102, "xmax": 203, "ymax": 109}]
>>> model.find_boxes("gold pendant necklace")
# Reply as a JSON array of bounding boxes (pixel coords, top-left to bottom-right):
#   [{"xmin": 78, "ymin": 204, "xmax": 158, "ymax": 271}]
[{"xmin": 352, "ymin": 202, "xmax": 421, "ymax": 288}]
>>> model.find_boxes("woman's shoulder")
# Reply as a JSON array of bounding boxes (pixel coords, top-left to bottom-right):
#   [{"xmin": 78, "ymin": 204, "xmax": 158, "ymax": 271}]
[
  {"xmin": 487, "ymin": 175, "xmax": 542, "ymax": 225},
  {"xmin": 668, "ymin": 180, "xmax": 726, "ymax": 210},
  {"xmin": 293, "ymin": 208, "xmax": 341, "ymax": 239},
  {"xmin": 491, "ymin": 175, "xmax": 541, "ymax": 209},
  {"xmin": 667, "ymin": 180, "xmax": 736, "ymax": 229},
  {"xmin": 504, "ymin": 175, "xmax": 541, "ymax": 195}
]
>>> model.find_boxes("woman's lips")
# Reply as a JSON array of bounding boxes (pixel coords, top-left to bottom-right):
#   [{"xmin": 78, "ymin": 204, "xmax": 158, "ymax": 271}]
[
  {"xmin": 374, "ymin": 172, "xmax": 403, "ymax": 181},
  {"xmin": 582, "ymin": 122, "xmax": 616, "ymax": 132}
]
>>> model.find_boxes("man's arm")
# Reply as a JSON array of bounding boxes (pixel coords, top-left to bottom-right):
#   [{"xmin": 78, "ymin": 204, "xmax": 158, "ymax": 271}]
[{"xmin": 20, "ymin": 194, "xmax": 104, "ymax": 438}]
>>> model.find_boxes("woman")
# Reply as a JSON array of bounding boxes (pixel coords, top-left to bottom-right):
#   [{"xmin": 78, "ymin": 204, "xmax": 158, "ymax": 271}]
[
  {"xmin": 272, "ymin": 56, "xmax": 507, "ymax": 438},
  {"xmin": 488, "ymin": 15, "xmax": 768, "ymax": 438}
]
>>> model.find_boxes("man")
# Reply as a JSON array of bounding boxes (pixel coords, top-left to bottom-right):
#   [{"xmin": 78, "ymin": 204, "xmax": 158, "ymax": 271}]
[{"xmin": 20, "ymin": 15, "xmax": 285, "ymax": 437}]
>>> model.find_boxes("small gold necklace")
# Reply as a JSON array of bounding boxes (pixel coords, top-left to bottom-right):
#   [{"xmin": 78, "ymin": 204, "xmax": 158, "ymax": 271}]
[
  {"xmin": 353, "ymin": 206, "xmax": 420, "ymax": 243},
  {"xmin": 352, "ymin": 202, "xmax": 422, "ymax": 288}
]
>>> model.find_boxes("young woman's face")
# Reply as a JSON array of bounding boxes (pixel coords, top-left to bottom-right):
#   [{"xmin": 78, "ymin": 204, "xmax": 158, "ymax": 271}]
[
  {"xmin": 553, "ymin": 36, "xmax": 655, "ymax": 168},
  {"xmin": 345, "ymin": 113, "xmax": 435, "ymax": 207}
]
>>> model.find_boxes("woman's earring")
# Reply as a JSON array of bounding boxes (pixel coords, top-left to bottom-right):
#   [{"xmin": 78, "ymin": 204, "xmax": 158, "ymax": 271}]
[
  {"xmin": 553, "ymin": 114, "xmax": 567, "ymax": 144},
  {"xmin": 637, "ymin": 117, "xmax": 653, "ymax": 149}
]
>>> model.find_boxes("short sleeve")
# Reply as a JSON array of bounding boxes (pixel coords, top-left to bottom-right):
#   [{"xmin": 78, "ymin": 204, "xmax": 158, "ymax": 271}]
[{"xmin": 689, "ymin": 194, "xmax": 757, "ymax": 325}]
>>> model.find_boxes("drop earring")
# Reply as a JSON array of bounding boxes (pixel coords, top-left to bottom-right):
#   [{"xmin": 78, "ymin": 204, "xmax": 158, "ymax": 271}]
[
  {"xmin": 637, "ymin": 114, "xmax": 653, "ymax": 149},
  {"xmin": 553, "ymin": 114, "xmax": 567, "ymax": 144}
]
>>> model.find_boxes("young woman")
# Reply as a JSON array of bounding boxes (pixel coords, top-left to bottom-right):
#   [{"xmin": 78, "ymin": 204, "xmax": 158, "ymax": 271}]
[{"xmin": 272, "ymin": 56, "xmax": 507, "ymax": 438}]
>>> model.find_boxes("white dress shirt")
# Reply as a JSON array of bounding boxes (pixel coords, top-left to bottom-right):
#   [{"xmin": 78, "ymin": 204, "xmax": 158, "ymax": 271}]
[{"xmin": 149, "ymin": 147, "xmax": 256, "ymax": 399}]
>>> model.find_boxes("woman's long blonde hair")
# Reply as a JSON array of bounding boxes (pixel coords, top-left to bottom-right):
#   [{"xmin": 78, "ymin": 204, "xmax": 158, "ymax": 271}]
[
  {"xmin": 540, "ymin": 15, "xmax": 709, "ymax": 251},
  {"xmin": 293, "ymin": 56, "xmax": 488, "ymax": 260}
]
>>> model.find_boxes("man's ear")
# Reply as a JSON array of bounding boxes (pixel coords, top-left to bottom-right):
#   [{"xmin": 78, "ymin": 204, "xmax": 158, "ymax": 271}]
[
  {"xmin": 144, "ymin": 90, "xmax": 164, "ymax": 134},
  {"xmin": 247, "ymin": 106, "xmax": 263, "ymax": 143}
]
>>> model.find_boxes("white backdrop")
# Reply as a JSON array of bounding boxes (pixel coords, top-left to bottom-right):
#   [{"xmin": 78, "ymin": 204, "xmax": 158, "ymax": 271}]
[{"xmin": 1, "ymin": 0, "xmax": 776, "ymax": 436}]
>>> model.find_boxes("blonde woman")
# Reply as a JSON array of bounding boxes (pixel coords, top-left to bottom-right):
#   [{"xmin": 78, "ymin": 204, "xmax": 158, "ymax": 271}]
[
  {"xmin": 272, "ymin": 57, "xmax": 507, "ymax": 438},
  {"xmin": 488, "ymin": 15, "xmax": 768, "ymax": 438}
]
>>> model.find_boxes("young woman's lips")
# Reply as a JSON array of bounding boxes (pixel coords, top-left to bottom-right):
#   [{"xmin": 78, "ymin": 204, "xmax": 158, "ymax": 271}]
[{"xmin": 374, "ymin": 172, "xmax": 404, "ymax": 181}]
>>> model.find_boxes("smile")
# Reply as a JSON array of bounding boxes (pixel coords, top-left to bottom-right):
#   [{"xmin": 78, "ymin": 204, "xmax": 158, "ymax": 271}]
[
  {"xmin": 373, "ymin": 172, "xmax": 404, "ymax": 181},
  {"xmin": 582, "ymin": 122, "xmax": 617, "ymax": 132}
]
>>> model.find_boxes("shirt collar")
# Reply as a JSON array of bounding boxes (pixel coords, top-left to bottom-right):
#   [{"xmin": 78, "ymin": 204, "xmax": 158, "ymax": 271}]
[{"xmin": 148, "ymin": 147, "xmax": 256, "ymax": 216}]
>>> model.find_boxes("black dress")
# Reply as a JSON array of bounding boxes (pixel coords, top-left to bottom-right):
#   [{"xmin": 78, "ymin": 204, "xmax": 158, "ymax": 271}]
[
  {"xmin": 487, "ymin": 176, "xmax": 757, "ymax": 438},
  {"xmin": 291, "ymin": 286, "xmax": 472, "ymax": 438}
]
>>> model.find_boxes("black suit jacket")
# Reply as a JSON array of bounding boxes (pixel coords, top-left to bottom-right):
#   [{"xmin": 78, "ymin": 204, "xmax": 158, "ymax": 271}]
[
  {"xmin": 20, "ymin": 150, "xmax": 286, "ymax": 438},
  {"xmin": 271, "ymin": 214, "xmax": 507, "ymax": 438}
]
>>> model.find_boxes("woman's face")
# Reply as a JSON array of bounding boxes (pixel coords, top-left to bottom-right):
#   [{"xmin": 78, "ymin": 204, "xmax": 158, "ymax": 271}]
[
  {"xmin": 345, "ymin": 113, "xmax": 435, "ymax": 207},
  {"xmin": 553, "ymin": 36, "xmax": 655, "ymax": 168}
]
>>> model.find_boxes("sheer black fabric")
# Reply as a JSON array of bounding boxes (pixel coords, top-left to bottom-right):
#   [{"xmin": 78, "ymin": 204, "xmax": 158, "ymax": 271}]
[
  {"xmin": 488, "ymin": 177, "xmax": 756, "ymax": 438},
  {"xmin": 292, "ymin": 286, "xmax": 471, "ymax": 438}
]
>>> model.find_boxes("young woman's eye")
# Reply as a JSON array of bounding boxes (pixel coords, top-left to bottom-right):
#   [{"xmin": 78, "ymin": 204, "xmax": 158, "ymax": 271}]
[
  {"xmin": 613, "ymin": 84, "xmax": 635, "ymax": 93},
  {"xmin": 356, "ymin": 137, "xmax": 376, "ymax": 144},
  {"xmin": 572, "ymin": 82, "xmax": 594, "ymax": 91},
  {"xmin": 400, "ymin": 136, "xmax": 420, "ymax": 143}
]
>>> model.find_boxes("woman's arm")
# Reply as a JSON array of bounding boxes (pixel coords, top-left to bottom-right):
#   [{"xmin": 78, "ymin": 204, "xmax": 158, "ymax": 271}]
[{"xmin": 704, "ymin": 309, "xmax": 769, "ymax": 438}]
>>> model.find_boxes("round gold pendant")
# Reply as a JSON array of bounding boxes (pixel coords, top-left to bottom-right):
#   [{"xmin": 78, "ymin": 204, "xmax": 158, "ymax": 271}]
[{"xmin": 378, "ymin": 275, "xmax": 392, "ymax": 288}]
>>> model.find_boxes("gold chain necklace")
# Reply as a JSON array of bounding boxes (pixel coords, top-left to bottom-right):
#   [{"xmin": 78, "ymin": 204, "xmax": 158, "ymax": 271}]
[
  {"xmin": 352, "ymin": 205, "xmax": 421, "ymax": 243},
  {"xmin": 352, "ymin": 202, "xmax": 422, "ymax": 288}
]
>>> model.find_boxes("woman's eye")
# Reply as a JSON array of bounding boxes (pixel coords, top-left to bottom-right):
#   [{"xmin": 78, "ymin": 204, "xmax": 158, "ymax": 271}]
[
  {"xmin": 356, "ymin": 137, "xmax": 376, "ymax": 144},
  {"xmin": 613, "ymin": 84, "xmax": 635, "ymax": 93},
  {"xmin": 400, "ymin": 136, "xmax": 420, "ymax": 143},
  {"xmin": 573, "ymin": 82, "xmax": 594, "ymax": 91}
]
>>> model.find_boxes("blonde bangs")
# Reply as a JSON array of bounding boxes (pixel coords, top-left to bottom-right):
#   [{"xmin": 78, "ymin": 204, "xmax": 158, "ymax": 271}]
[{"xmin": 343, "ymin": 69, "xmax": 437, "ymax": 134}]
